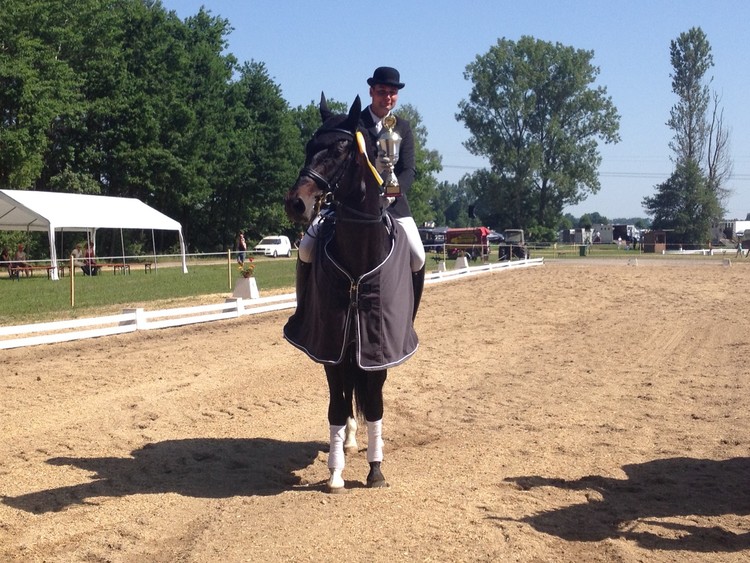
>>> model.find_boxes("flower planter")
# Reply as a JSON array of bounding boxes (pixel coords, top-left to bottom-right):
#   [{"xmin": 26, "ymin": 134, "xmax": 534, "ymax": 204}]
[{"xmin": 232, "ymin": 276, "xmax": 259, "ymax": 299}]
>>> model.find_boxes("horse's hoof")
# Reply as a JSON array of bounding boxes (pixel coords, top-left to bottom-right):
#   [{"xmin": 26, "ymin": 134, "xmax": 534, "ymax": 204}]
[
  {"xmin": 343, "ymin": 443, "xmax": 358, "ymax": 455},
  {"xmin": 326, "ymin": 469, "xmax": 346, "ymax": 494},
  {"xmin": 326, "ymin": 484, "xmax": 347, "ymax": 494},
  {"xmin": 366, "ymin": 462, "xmax": 389, "ymax": 488}
]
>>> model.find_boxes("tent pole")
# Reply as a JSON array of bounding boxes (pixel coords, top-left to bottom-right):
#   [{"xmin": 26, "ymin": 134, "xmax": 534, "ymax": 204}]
[
  {"xmin": 120, "ymin": 228, "xmax": 125, "ymax": 267},
  {"xmin": 151, "ymin": 229, "xmax": 157, "ymax": 272}
]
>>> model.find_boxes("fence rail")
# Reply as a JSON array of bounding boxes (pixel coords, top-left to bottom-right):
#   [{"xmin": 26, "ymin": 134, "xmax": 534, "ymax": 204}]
[{"xmin": 0, "ymin": 258, "xmax": 543, "ymax": 349}]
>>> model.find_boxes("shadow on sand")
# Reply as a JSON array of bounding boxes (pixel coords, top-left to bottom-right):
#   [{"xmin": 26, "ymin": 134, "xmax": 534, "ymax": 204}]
[
  {"xmin": 2, "ymin": 437, "xmax": 326, "ymax": 514},
  {"xmin": 500, "ymin": 456, "xmax": 750, "ymax": 552}
]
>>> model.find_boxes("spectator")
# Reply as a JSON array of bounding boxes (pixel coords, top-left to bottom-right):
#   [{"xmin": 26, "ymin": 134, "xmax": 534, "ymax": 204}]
[
  {"xmin": 70, "ymin": 243, "xmax": 84, "ymax": 272},
  {"xmin": 236, "ymin": 232, "xmax": 247, "ymax": 265},
  {"xmin": 13, "ymin": 243, "xmax": 31, "ymax": 277},
  {"xmin": 1, "ymin": 246, "xmax": 10, "ymax": 276},
  {"xmin": 82, "ymin": 241, "xmax": 98, "ymax": 276}
]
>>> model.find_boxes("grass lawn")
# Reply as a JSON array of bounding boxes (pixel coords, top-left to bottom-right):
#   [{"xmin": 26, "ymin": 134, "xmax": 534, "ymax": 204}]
[{"xmin": 0, "ymin": 257, "xmax": 297, "ymax": 326}]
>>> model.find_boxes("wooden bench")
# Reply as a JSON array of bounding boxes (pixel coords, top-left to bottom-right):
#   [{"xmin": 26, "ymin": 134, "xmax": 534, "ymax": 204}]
[
  {"xmin": 94, "ymin": 263, "xmax": 130, "ymax": 275},
  {"xmin": 9, "ymin": 265, "xmax": 50, "ymax": 279},
  {"xmin": 143, "ymin": 262, "xmax": 153, "ymax": 273}
]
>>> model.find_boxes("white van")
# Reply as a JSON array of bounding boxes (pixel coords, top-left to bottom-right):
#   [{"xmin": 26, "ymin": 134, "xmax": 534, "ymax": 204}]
[{"xmin": 252, "ymin": 235, "xmax": 292, "ymax": 258}]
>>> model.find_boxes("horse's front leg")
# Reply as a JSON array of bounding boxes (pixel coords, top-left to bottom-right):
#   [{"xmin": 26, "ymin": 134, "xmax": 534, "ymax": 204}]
[
  {"xmin": 362, "ymin": 369, "xmax": 388, "ymax": 488},
  {"xmin": 325, "ymin": 363, "xmax": 349, "ymax": 493}
]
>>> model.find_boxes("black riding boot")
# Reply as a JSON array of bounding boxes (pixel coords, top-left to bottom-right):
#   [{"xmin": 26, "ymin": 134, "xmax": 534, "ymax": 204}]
[
  {"xmin": 295, "ymin": 259, "xmax": 312, "ymax": 308},
  {"xmin": 411, "ymin": 265, "xmax": 425, "ymax": 321}
]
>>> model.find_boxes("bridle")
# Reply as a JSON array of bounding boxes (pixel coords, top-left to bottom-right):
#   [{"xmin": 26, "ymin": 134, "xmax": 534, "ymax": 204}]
[{"xmin": 297, "ymin": 128, "xmax": 386, "ymax": 225}]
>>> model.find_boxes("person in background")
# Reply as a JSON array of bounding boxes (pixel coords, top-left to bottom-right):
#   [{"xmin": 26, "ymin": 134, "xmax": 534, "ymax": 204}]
[
  {"xmin": 236, "ymin": 231, "xmax": 247, "ymax": 265},
  {"xmin": 13, "ymin": 243, "xmax": 30, "ymax": 277},
  {"xmin": 1, "ymin": 246, "xmax": 10, "ymax": 276},
  {"xmin": 70, "ymin": 243, "xmax": 84, "ymax": 273},
  {"xmin": 82, "ymin": 241, "xmax": 98, "ymax": 276}
]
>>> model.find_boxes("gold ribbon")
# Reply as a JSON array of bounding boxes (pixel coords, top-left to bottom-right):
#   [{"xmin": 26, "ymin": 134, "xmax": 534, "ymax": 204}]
[{"xmin": 355, "ymin": 131, "xmax": 383, "ymax": 186}]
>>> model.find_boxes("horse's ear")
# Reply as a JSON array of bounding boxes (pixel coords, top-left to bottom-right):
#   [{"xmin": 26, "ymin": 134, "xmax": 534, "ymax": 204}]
[
  {"xmin": 343, "ymin": 95, "xmax": 362, "ymax": 134},
  {"xmin": 319, "ymin": 92, "xmax": 333, "ymax": 122}
]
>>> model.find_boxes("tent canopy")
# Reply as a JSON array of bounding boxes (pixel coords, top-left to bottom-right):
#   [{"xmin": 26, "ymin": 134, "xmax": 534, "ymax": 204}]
[{"xmin": 0, "ymin": 189, "xmax": 187, "ymax": 279}]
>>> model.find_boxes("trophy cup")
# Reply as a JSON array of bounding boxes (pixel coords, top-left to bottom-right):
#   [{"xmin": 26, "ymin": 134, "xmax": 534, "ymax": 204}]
[{"xmin": 376, "ymin": 113, "xmax": 402, "ymax": 197}]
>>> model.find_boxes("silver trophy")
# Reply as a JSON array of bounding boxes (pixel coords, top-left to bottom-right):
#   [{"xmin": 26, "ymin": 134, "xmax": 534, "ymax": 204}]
[{"xmin": 376, "ymin": 113, "xmax": 402, "ymax": 197}]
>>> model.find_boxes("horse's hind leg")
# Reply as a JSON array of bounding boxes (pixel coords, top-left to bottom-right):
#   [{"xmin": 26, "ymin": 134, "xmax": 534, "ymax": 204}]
[
  {"xmin": 344, "ymin": 416, "xmax": 358, "ymax": 454},
  {"xmin": 362, "ymin": 370, "xmax": 389, "ymax": 488}
]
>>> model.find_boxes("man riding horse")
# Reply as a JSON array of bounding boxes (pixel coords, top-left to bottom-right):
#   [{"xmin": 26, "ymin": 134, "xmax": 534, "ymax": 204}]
[
  {"xmin": 297, "ymin": 66, "xmax": 426, "ymax": 312},
  {"xmin": 284, "ymin": 67, "xmax": 425, "ymax": 492}
]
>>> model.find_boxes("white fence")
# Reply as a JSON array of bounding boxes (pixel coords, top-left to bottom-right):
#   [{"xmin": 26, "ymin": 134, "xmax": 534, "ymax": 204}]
[{"xmin": 0, "ymin": 258, "xmax": 543, "ymax": 349}]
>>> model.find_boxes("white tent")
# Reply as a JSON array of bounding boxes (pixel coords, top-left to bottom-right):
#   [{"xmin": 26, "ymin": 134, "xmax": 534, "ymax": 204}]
[{"xmin": 0, "ymin": 189, "xmax": 188, "ymax": 280}]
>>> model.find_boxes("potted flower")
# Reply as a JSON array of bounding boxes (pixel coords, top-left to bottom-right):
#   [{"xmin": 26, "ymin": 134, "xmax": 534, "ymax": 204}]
[
  {"xmin": 238, "ymin": 257, "xmax": 255, "ymax": 278},
  {"xmin": 233, "ymin": 257, "xmax": 259, "ymax": 299}
]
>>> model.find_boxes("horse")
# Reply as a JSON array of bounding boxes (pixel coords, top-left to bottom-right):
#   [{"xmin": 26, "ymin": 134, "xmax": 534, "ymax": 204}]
[{"xmin": 283, "ymin": 95, "xmax": 419, "ymax": 493}]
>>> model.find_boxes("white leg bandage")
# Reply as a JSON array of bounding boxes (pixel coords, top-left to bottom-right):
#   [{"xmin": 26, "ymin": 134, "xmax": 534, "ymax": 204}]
[
  {"xmin": 366, "ymin": 419, "xmax": 384, "ymax": 463},
  {"xmin": 328, "ymin": 424, "xmax": 346, "ymax": 470}
]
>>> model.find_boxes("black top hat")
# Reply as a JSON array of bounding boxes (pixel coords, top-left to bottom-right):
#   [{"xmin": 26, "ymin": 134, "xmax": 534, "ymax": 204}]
[{"xmin": 367, "ymin": 66, "xmax": 405, "ymax": 89}]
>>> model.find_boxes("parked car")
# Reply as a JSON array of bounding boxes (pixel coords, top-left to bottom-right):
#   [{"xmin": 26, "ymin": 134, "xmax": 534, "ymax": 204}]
[{"xmin": 252, "ymin": 235, "xmax": 292, "ymax": 258}]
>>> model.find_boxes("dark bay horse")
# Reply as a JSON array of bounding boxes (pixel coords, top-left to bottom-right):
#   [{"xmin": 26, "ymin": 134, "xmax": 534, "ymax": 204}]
[{"xmin": 283, "ymin": 96, "xmax": 418, "ymax": 493}]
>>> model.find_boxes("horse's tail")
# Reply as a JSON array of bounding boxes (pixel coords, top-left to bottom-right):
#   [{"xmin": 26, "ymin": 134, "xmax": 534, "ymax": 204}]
[{"xmin": 349, "ymin": 366, "xmax": 367, "ymax": 420}]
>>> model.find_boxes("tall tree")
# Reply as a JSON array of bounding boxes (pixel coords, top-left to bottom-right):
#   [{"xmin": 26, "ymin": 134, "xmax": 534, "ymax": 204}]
[
  {"xmin": 705, "ymin": 91, "xmax": 732, "ymax": 207},
  {"xmin": 645, "ymin": 27, "xmax": 728, "ymax": 243},
  {"xmin": 643, "ymin": 159, "xmax": 719, "ymax": 244},
  {"xmin": 0, "ymin": 0, "xmax": 81, "ymax": 189},
  {"xmin": 667, "ymin": 27, "xmax": 712, "ymax": 164},
  {"xmin": 457, "ymin": 36, "xmax": 620, "ymax": 231},
  {"xmin": 212, "ymin": 61, "xmax": 302, "ymax": 247}
]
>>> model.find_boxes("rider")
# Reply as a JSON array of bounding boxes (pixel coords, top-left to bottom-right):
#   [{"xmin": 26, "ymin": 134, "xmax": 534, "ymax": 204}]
[{"xmin": 298, "ymin": 66, "xmax": 426, "ymax": 317}]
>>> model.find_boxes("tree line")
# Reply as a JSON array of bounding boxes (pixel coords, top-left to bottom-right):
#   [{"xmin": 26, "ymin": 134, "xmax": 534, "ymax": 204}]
[{"xmin": 0, "ymin": 1, "xmax": 728, "ymax": 261}]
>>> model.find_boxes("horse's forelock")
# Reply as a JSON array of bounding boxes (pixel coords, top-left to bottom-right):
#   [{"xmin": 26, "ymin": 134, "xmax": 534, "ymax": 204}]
[{"xmin": 305, "ymin": 115, "xmax": 354, "ymax": 160}]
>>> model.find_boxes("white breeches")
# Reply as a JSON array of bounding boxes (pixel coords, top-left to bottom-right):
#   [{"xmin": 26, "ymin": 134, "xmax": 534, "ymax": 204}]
[{"xmin": 298, "ymin": 213, "xmax": 425, "ymax": 272}]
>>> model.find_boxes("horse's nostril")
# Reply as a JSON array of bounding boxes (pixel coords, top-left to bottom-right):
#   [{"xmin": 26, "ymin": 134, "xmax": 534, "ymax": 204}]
[{"xmin": 292, "ymin": 198, "xmax": 305, "ymax": 214}]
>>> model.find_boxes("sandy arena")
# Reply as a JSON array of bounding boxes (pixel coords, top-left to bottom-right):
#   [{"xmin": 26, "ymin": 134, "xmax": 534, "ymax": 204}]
[{"xmin": 1, "ymin": 259, "xmax": 749, "ymax": 562}]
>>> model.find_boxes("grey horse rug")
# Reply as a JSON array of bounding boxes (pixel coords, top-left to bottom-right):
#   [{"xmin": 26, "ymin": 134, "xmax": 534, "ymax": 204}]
[{"xmin": 283, "ymin": 217, "xmax": 418, "ymax": 370}]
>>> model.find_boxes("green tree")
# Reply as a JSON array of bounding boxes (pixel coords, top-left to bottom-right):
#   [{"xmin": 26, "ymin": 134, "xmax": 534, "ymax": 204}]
[
  {"xmin": 395, "ymin": 103, "xmax": 442, "ymax": 226},
  {"xmin": 667, "ymin": 27, "xmax": 712, "ymax": 163},
  {"xmin": 0, "ymin": 0, "xmax": 81, "ymax": 188},
  {"xmin": 457, "ymin": 36, "xmax": 620, "ymax": 232},
  {"xmin": 290, "ymin": 96, "xmax": 348, "ymax": 144},
  {"xmin": 644, "ymin": 27, "xmax": 725, "ymax": 242},
  {"xmin": 642, "ymin": 159, "xmax": 719, "ymax": 244},
  {"xmin": 215, "ymin": 61, "xmax": 302, "ymax": 246}
]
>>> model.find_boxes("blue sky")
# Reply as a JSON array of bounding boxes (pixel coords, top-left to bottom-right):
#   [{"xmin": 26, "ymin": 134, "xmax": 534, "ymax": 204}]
[{"xmin": 162, "ymin": 0, "xmax": 750, "ymax": 221}]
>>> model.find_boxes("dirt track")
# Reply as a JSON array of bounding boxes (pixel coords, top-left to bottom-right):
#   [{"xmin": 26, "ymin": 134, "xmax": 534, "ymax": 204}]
[{"xmin": 1, "ymin": 259, "xmax": 749, "ymax": 562}]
